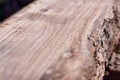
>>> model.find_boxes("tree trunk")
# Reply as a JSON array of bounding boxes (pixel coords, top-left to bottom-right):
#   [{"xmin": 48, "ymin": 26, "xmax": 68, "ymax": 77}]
[{"xmin": 0, "ymin": 0, "xmax": 120, "ymax": 80}]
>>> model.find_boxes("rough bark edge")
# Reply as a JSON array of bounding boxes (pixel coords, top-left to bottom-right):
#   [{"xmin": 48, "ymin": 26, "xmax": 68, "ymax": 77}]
[{"xmin": 88, "ymin": 5, "xmax": 120, "ymax": 80}]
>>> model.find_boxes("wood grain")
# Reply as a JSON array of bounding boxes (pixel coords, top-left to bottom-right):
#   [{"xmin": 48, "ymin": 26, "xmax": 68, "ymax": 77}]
[{"xmin": 0, "ymin": 0, "xmax": 118, "ymax": 80}]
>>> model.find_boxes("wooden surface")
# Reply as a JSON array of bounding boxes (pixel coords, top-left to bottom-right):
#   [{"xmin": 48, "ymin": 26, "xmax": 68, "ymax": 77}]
[{"xmin": 0, "ymin": 0, "xmax": 118, "ymax": 80}]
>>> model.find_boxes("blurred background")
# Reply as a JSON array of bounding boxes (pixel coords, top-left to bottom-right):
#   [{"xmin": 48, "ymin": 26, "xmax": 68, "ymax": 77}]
[{"xmin": 0, "ymin": 0, "xmax": 34, "ymax": 22}]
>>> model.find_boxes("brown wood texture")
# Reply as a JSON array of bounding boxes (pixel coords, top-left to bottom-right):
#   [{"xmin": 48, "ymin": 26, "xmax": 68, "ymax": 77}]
[{"xmin": 0, "ymin": 0, "xmax": 120, "ymax": 80}]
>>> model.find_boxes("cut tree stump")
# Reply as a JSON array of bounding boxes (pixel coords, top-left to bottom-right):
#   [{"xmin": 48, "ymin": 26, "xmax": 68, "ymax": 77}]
[{"xmin": 0, "ymin": 0, "xmax": 120, "ymax": 80}]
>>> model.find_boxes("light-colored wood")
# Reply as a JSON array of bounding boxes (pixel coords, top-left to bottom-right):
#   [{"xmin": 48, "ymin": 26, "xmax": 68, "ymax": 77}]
[{"xmin": 0, "ymin": 0, "xmax": 119, "ymax": 80}]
